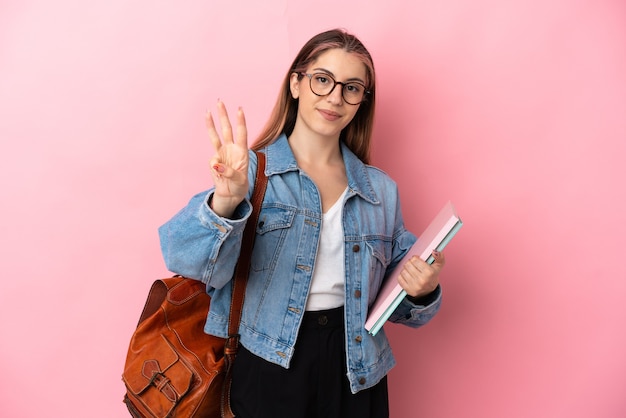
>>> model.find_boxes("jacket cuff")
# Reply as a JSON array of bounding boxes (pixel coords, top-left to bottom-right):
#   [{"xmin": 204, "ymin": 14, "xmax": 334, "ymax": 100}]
[
  {"xmin": 405, "ymin": 285, "xmax": 441, "ymax": 307},
  {"xmin": 199, "ymin": 191, "xmax": 252, "ymax": 236}
]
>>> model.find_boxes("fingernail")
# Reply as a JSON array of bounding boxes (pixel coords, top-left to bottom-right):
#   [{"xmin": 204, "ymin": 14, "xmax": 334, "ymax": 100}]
[
  {"xmin": 433, "ymin": 250, "xmax": 440, "ymax": 257},
  {"xmin": 213, "ymin": 164, "xmax": 224, "ymax": 173}
]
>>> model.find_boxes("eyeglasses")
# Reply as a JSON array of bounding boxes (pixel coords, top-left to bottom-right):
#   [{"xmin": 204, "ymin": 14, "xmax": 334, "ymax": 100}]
[{"xmin": 300, "ymin": 72, "xmax": 369, "ymax": 105}]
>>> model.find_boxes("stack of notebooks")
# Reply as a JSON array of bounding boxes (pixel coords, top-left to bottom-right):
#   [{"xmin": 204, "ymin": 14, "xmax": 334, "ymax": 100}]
[{"xmin": 365, "ymin": 201, "xmax": 463, "ymax": 336}]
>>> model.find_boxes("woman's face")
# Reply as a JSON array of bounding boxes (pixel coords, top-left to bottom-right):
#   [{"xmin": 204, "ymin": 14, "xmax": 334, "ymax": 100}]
[{"xmin": 290, "ymin": 48, "xmax": 368, "ymax": 141}]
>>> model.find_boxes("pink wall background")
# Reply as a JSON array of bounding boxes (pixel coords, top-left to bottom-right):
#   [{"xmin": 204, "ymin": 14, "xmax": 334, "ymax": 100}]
[{"xmin": 1, "ymin": 1, "xmax": 625, "ymax": 417}]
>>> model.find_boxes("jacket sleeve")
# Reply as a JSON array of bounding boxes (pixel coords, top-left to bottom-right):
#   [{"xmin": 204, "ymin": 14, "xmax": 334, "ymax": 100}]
[
  {"xmin": 387, "ymin": 285, "xmax": 442, "ymax": 327},
  {"xmin": 158, "ymin": 151, "xmax": 258, "ymax": 289},
  {"xmin": 384, "ymin": 226, "xmax": 443, "ymax": 328},
  {"xmin": 382, "ymin": 185, "xmax": 443, "ymax": 328}
]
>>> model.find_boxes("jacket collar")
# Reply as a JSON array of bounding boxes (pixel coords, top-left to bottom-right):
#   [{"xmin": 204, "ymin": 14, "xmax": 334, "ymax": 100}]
[{"xmin": 264, "ymin": 134, "xmax": 380, "ymax": 205}]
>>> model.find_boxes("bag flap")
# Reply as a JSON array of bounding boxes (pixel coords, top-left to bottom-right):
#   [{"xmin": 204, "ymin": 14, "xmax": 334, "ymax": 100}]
[{"xmin": 123, "ymin": 335, "xmax": 193, "ymax": 396}]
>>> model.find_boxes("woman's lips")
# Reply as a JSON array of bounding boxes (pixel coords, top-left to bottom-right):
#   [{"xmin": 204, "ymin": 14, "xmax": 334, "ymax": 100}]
[{"xmin": 318, "ymin": 109, "xmax": 341, "ymax": 121}]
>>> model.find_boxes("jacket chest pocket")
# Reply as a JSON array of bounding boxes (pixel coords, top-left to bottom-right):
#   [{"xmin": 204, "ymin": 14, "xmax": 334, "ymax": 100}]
[
  {"xmin": 364, "ymin": 238, "xmax": 392, "ymax": 305},
  {"xmin": 250, "ymin": 205, "xmax": 296, "ymax": 272}
]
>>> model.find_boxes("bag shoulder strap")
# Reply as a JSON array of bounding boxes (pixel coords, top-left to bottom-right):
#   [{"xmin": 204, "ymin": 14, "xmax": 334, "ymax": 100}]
[
  {"xmin": 222, "ymin": 151, "xmax": 267, "ymax": 418},
  {"xmin": 227, "ymin": 150, "xmax": 267, "ymax": 339}
]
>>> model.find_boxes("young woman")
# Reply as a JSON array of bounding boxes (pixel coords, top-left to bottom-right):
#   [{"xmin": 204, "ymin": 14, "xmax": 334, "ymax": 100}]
[{"xmin": 159, "ymin": 28, "xmax": 446, "ymax": 418}]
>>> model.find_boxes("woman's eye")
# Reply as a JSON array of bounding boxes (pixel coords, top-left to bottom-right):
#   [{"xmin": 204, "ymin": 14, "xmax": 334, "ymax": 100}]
[
  {"xmin": 346, "ymin": 84, "xmax": 362, "ymax": 93},
  {"xmin": 315, "ymin": 76, "xmax": 330, "ymax": 85}
]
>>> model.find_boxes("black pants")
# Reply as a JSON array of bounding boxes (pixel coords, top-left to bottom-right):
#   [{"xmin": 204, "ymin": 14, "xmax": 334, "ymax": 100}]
[{"xmin": 230, "ymin": 307, "xmax": 389, "ymax": 418}]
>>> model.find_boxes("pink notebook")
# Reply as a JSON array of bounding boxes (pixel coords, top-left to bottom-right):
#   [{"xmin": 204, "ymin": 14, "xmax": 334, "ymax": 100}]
[{"xmin": 364, "ymin": 201, "xmax": 462, "ymax": 335}]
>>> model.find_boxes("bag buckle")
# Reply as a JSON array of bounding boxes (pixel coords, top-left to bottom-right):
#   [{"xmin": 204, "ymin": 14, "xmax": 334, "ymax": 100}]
[
  {"xmin": 224, "ymin": 334, "xmax": 240, "ymax": 356},
  {"xmin": 142, "ymin": 359, "xmax": 178, "ymax": 403}
]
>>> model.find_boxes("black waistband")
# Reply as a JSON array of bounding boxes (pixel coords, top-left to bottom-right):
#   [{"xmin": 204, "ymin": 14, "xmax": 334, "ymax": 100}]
[{"xmin": 301, "ymin": 306, "xmax": 344, "ymax": 329}]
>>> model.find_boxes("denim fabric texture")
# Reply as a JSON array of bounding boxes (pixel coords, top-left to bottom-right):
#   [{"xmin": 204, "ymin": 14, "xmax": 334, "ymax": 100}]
[{"xmin": 159, "ymin": 134, "xmax": 442, "ymax": 393}]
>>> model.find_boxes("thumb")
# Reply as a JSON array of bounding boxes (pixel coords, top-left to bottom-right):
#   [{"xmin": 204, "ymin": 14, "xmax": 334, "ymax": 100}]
[
  {"xmin": 210, "ymin": 158, "xmax": 236, "ymax": 179},
  {"xmin": 431, "ymin": 250, "xmax": 446, "ymax": 270}
]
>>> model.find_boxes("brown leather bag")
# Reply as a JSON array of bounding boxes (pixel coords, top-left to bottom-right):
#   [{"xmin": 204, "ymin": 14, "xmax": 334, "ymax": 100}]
[{"xmin": 122, "ymin": 152, "xmax": 267, "ymax": 417}]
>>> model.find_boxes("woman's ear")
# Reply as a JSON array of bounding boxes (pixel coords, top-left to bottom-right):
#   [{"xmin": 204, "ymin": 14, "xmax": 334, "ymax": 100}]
[{"xmin": 289, "ymin": 73, "xmax": 300, "ymax": 99}]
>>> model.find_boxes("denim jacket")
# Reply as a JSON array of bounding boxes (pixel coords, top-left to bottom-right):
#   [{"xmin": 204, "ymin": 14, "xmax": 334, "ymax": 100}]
[{"xmin": 159, "ymin": 134, "xmax": 442, "ymax": 393}]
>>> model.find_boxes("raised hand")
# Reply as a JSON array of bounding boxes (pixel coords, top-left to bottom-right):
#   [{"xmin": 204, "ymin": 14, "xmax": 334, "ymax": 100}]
[{"xmin": 206, "ymin": 100, "xmax": 250, "ymax": 218}]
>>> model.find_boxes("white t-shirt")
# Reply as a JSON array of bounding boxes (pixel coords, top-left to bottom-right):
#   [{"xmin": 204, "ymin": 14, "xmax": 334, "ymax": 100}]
[{"xmin": 305, "ymin": 188, "xmax": 348, "ymax": 311}]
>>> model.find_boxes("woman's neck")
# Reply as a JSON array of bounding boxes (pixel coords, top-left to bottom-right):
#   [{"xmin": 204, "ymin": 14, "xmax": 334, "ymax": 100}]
[
  {"xmin": 287, "ymin": 129, "xmax": 347, "ymax": 212},
  {"xmin": 288, "ymin": 132, "xmax": 342, "ymax": 167}
]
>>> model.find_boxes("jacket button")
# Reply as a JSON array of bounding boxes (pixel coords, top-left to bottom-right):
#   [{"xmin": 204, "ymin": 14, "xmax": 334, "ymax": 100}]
[
  {"xmin": 318, "ymin": 315, "xmax": 328, "ymax": 326},
  {"xmin": 352, "ymin": 244, "xmax": 360, "ymax": 252},
  {"xmin": 355, "ymin": 335, "xmax": 363, "ymax": 343},
  {"xmin": 359, "ymin": 377, "xmax": 366, "ymax": 385},
  {"xmin": 354, "ymin": 290, "xmax": 361, "ymax": 298}
]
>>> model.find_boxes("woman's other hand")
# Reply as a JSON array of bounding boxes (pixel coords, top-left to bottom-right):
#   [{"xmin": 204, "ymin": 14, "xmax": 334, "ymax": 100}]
[
  {"xmin": 398, "ymin": 251, "xmax": 445, "ymax": 299},
  {"xmin": 206, "ymin": 100, "xmax": 249, "ymax": 217}
]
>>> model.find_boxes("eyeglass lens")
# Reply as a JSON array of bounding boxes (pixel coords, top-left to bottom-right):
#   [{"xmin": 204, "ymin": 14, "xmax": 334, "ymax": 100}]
[{"xmin": 306, "ymin": 73, "xmax": 366, "ymax": 105}]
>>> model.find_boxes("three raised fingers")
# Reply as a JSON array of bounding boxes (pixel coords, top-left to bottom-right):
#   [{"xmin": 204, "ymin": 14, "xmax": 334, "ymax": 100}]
[{"xmin": 205, "ymin": 100, "xmax": 248, "ymax": 151}]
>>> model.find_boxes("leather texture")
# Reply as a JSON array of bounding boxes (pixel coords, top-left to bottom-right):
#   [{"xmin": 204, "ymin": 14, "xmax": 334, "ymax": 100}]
[{"xmin": 122, "ymin": 151, "xmax": 267, "ymax": 417}]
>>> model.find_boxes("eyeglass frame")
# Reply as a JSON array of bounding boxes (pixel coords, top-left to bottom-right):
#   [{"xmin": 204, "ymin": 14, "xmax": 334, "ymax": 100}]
[{"xmin": 299, "ymin": 72, "xmax": 370, "ymax": 105}]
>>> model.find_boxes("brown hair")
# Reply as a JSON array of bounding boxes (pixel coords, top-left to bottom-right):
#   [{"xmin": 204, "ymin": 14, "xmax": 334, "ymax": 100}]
[{"xmin": 251, "ymin": 28, "xmax": 376, "ymax": 164}]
